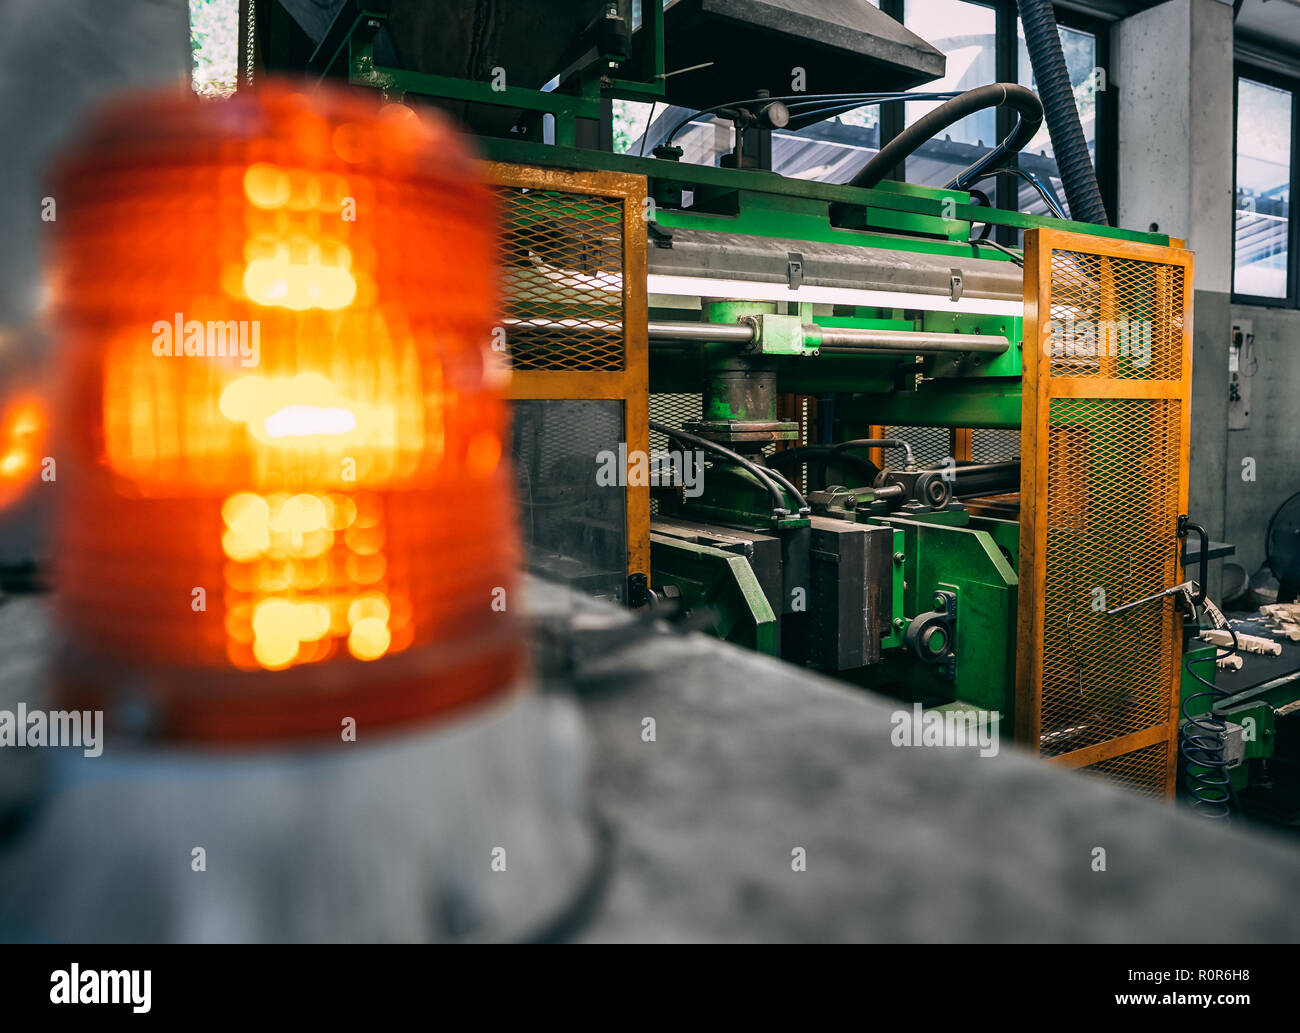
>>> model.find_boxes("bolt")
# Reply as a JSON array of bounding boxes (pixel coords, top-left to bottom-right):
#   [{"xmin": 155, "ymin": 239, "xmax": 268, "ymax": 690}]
[
  {"xmin": 934, "ymin": 593, "xmax": 945, "ymax": 610},
  {"xmin": 893, "ymin": 618, "xmax": 906, "ymax": 630},
  {"xmin": 893, "ymin": 551, "xmax": 905, "ymax": 564}
]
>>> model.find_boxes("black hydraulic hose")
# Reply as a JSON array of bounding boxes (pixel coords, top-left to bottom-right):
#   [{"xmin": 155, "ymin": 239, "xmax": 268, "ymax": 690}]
[
  {"xmin": 809, "ymin": 438, "xmax": 915, "ymax": 494},
  {"xmin": 650, "ymin": 420, "xmax": 793, "ymax": 519},
  {"xmin": 1017, "ymin": 0, "xmax": 1109, "ymax": 225},
  {"xmin": 765, "ymin": 445, "xmax": 881, "ymax": 492},
  {"xmin": 847, "ymin": 83, "xmax": 1043, "ymax": 191},
  {"xmin": 968, "ymin": 187, "xmax": 994, "ymax": 242},
  {"xmin": 756, "ymin": 465, "xmax": 811, "ymax": 516},
  {"xmin": 827, "ymin": 438, "xmax": 916, "ymax": 468}
]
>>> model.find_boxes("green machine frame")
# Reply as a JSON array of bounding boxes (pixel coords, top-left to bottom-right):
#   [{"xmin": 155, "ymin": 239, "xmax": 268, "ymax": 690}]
[{"xmin": 257, "ymin": 0, "xmax": 1300, "ymax": 813}]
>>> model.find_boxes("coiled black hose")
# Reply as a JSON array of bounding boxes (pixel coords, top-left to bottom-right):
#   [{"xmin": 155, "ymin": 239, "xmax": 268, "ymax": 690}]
[
  {"xmin": 1017, "ymin": 0, "xmax": 1109, "ymax": 225},
  {"xmin": 1180, "ymin": 617, "xmax": 1239, "ymax": 819}
]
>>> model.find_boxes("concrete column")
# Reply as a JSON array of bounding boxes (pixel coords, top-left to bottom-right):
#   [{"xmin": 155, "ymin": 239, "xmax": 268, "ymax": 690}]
[{"xmin": 1115, "ymin": 0, "xmax": 1236, "ymax": 596}]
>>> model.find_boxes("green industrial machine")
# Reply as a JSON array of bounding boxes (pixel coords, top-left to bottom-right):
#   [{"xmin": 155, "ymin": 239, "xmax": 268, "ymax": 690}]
[{"xmin": 260, "ymin": 0, "xmax": 1300, "ymax": 818}]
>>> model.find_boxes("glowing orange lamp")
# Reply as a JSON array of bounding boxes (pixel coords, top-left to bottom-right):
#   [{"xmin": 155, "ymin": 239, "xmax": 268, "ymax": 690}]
[
  {"xmin": 0, "ymin": 390, "xmax": 47, "ymax": 511},
  {"xmin": 50, "ymin": 83, "xmax": 521, "ymax": 741}
]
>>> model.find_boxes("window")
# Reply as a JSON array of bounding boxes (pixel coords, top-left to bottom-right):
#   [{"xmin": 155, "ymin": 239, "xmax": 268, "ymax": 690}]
[
  {"xmin": 1234, "ymin": 74, "xmax": 1294, "ymax": 303},
  {"xmin": 189, "ymin": 0, "xmax": 239, "ymax": 98},
  {"xmin": 1016, "ymin": 21, "xmax": 1099, "ymax": 220},
  {"xmin": 903, "ymin": 0, "xmax": 998, "ymax": 191},
  {"xmin": 610, "ymin": 0, "xmax": 1113, "ymax": 231}
]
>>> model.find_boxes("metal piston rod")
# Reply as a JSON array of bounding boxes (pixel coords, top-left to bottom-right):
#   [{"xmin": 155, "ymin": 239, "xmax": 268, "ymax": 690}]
[
  {"xmin": 506, "ymin": 318, "xmax": 1009, "ymax": 355},
  {"xmin": 648, "ymin": 320, "xmax": 1008, "ymax": 355}
]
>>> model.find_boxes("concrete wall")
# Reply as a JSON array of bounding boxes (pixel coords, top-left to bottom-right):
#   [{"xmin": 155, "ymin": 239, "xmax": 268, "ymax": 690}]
[
  {"xmin": 1115, "ymin": 0, "xmax": 1236, "ymax": 595},
  {"xmin": 0, "ymin": 0, "xmax": 190, "ymax": 326},
  {"xmin": 1225, "ymin": 305, "xmax": 1300, "ymax": 578},
  {"xmin": 0, "ymin": 0, "xmax": 189, "ymax": 563}
]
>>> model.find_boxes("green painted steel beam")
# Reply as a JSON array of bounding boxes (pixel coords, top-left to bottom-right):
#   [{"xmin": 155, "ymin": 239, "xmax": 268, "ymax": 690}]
[
  {"xmin": 351, "ymin": 66, "xmax": 602, "ymax": 119},
  {"xmin": 474, "ymin": 138, "xmax": 1174, "ymax": 248},
  {"xmin": 839, "ymin": 380, "xmax": 1023, "ymax": 429}
]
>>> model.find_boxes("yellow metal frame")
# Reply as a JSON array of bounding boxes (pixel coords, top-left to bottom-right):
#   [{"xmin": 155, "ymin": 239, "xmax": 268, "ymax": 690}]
[
  {"xmin": 1017, "ymin": 227, "xmax": 1194, "ymax": 796},
  {"xmin": 483, "ymin": 161, "xmax": 650, "ymax": 585}
]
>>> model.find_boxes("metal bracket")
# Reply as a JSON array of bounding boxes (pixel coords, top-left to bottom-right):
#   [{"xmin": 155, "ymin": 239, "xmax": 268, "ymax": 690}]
[
  {"xmin": 904, "ymin": 589, "xmax": 957, "ymax": 681},
  {"xmin": 647, "ymin": 220, "xmax": 674, "ymax": 249},
  {"xmin": 949, "ymin": 268, "xmax": 964, "ymax": 302},
  {"xmin": 787, "ymin": 252, "xmax": 803, "ymax": 290},
  {"xmin": 748, "ymin": 313, "xmax": 813, "ymax": 356},
  {"xmin": 627, "ymin": 572, "xmax": 650, "ymax": 607}
]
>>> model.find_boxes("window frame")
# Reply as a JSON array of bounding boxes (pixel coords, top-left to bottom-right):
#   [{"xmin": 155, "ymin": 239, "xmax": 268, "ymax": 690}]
[
  {"xmin": 883, "ymin": 0, "xmax": 1115, "ymax": 243},
  {"xmin": 1231, "ymin": 62, "xmax": 1299, "ymax": 309},
  {"xmin": 622, "ymin": 1, "xmax": 1116, "ymax": 233}
]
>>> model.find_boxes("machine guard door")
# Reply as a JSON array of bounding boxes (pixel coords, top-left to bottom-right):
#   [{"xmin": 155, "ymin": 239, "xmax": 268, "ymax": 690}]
[{"xmin": 1017, "ymin": 228, "xmax": 1194, "ymax": 797}]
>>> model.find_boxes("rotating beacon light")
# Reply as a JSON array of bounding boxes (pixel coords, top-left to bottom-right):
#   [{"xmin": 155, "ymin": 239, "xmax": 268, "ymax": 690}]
[
  {"xmin": 51, "ymin": 84, "xmax": 521, "ymax": 741},
  {"xmin": 0, "ymin": 389, "xmax": 47, "ymax": 512}
]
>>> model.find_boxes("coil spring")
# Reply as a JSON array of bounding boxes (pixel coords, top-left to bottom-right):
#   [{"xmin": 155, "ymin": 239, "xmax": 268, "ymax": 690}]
[{"xmin": 1179, "ymin": 624, "xmax": 1240, "ymax": 819}]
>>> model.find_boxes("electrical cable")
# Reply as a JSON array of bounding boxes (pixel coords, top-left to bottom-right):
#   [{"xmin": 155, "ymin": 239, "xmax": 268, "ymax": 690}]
[
  {"xmin": 969, "ymin": 238, "xmax": 1024, "ymax": 266},
  {"xmin": 637, "ymin": 100, "xmax": 657, "ymax": 157},
  {"xmin": 657, "ymin": 91, "xmax": 962, "ymax": 149},
  {"xmin": 968, "ymin": 166, "xmax": 1067, "ymax": 219}
]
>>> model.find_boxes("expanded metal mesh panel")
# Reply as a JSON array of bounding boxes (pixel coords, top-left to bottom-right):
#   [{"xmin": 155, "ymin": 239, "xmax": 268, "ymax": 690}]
[
  {"xmin": 1019, "ymin": 230, "xmax": 1192, "ymax": 799},
  {"xmin": 972, "ymin": 428, "xmax": 1020, "ymax": 463},
  {"xmin": 648, "ymin": 392, "xmax": 701, "ymax": 451},
  {"xmin": 513, "ymin": 399, "xmax": 628, "ymax": 603},
  {"xmin": 488, "ymin": 163, "xmax": 649, "ymax": 588},
  {"xmin": 1040, "ymin": 397, "xmax": 1182, "ymax": 756},
  {"xmin": 885, "ymin": 425, "xmax": 951, "ymax": 467},
  {"xmin": 649, "ymin": 393, "xmax": 702, "ymax": 515},
  {"xmin": 497, "ymin": 186, "xmax": 625, "ymax": 371},
  {"xmin": 1046, "ymin": 251, "xmax": 1184, "ymax": 381},
  {"xmin": 1079, "ymin": 741, "xmax": 1171, "ymax": 799}
]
